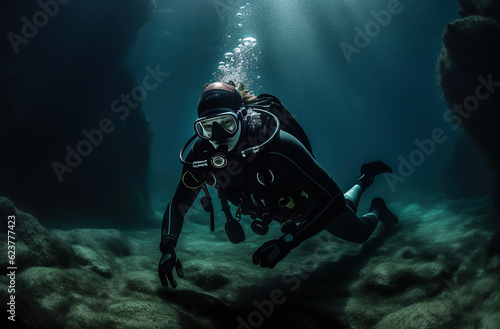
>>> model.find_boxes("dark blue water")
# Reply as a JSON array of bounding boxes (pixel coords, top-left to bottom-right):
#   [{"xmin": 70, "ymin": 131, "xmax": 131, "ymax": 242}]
[
  {"xmin": 126, "ymin": 0, "xmax": 476, "ymax": 198},
  {"xmin": 2, "ymin": 2, "xmax": 499, "ymax": 328}
]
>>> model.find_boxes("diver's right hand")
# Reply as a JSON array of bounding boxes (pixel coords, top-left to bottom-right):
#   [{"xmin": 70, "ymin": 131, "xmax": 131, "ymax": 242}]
[{"xmin": 158, "ymin": 249, "xmax": 184, "ymax": 288}]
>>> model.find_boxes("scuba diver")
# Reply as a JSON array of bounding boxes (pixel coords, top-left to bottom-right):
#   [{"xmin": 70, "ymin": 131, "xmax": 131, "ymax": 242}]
[{"xmin": 158, "ymin": 82, "xmax": 398, "ymax": 288}]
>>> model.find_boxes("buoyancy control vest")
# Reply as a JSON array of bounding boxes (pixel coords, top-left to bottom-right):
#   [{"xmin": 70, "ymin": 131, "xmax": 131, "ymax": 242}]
[{"xmin": 180, "ymin": 94, "xmax": 313, "ymax": 243}]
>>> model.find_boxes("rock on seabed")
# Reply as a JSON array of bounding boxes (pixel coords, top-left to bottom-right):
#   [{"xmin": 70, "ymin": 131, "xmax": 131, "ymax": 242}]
[{"xmin": 0, "ymin": 195, "xmax": 499, "ymax": 329}]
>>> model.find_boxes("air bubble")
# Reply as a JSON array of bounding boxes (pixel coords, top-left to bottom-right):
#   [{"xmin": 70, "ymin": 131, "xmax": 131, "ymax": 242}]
[
  {"xmin": 242, "ymin": 37, "xmax": 257, "ymax": 47},
  {"xmin": 214, "ymin": 6, "xmax": 260, "ymax": 92}
]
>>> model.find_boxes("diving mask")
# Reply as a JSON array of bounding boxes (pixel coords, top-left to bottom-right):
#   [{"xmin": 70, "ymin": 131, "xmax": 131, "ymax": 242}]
[{"xmin": 194, "ymin": 112, "xmax": 239, "ymax": 140}]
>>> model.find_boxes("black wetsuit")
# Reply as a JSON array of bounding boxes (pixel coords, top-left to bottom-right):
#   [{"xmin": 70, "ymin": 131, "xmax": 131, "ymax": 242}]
[
  {"xmin": 159, "ymin": 117, "xmax": 348, "ymax": 253},
  {"xmin": 158, "ymin": 92, "xmax": 396, "ymax": 286}
]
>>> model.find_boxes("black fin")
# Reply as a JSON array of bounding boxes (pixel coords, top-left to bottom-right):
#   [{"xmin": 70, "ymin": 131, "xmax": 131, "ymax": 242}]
[
  {"xmin": 361, "ymin": 161, "xmax": 393, "ymax": 177},
  {"xmin": 370, "ymin": 197, "xmax": 399, "ymax": 225}
]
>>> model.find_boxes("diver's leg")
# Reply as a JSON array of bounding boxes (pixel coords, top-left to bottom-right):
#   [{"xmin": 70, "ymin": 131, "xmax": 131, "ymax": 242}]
[
  {"xmin": 328, "ymin": 162, "xmax": 397, "ymax": 243},
  {"xmin": 369, "ymin": 197, "xmax": 398, "ymax": 225},
  {"xmin": 344, "ymin": 161, "xmax": 393, "ymax": 213},
  {"xmin": 325, "ymin": 206, "xmax": 379, "ymax": 244},
  {"xmin": 326, "ymin": 197, "xmax": 399, "ymax": 243},
  {"xmin": 344, "ymin": 185, "xmax": 363, "ymax": 213}
]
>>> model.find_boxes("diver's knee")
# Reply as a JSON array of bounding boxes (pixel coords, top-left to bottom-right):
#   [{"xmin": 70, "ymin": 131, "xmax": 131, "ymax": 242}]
[
  {"xmin": 345, "ymin": 199, "xmax": 356, "ymax": 213},
  {"xmin": 334, "ymin": 193, "xmax": 347, "ymax": 214}
]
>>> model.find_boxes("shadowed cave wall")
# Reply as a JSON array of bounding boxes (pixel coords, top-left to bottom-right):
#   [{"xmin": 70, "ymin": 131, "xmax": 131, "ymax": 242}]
[{"xmin": 0, "ymin": 0, "xmax": 156, "ymax": 226}]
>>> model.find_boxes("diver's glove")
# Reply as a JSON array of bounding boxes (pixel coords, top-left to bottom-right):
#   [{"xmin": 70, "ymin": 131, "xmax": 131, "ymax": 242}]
[
  {"xmin": 158, "ymin": 249, "xmax": 184, "ymax": 288},
  {"xmin": 252, "ymin": 233, "xmax": 299, "ymax": 269}
]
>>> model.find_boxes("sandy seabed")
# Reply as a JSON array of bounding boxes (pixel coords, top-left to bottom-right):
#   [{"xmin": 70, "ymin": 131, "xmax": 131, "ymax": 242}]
[{"xmin": 0, "ymin": 193, "xmax": 499, "ymax": 329}]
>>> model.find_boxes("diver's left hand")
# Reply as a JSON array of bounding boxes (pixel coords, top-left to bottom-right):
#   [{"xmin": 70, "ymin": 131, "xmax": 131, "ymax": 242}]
[
  {"xmin": 158, "ymin": 249, "xmax": 184, "ymax": 288},
  {"xmin": 252, "ymin": 234, "xmax": 299, "ymax": 269}
]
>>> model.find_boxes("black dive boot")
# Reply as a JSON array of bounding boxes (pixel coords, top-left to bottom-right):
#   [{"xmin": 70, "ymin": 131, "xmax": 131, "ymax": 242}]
[
  {"xmin": 370, "ymin": 197, "xmax": 399, "ymax": 225},
  {"xmin": 356, "ymin": 161, "xmax": 393, "ymax": 189}
]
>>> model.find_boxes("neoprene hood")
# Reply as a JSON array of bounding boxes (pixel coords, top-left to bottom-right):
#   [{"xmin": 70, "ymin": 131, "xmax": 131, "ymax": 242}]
[{"xmin": 197, "ymin": 82, "xmax": 243, "ymax": 117}]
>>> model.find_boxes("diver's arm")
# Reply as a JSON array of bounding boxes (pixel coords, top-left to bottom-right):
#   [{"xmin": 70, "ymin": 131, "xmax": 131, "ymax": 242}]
[
  {"xmin": 159, "ymin": 170, "xmax": 203, "ymax": 252},
  {"xmin": 253, "ymin": 131, "xmax": 345, "ymax": 268},
  {"xmin": 159, "ymin": 167, "xmax": 203, "ymax": 287},
  {"xmin": 269, "ymin": 131, "xmax": 346, "ymax": 245}
]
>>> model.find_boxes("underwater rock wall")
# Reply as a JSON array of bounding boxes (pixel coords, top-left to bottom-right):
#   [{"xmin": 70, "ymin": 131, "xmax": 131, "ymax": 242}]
[
  {"xmin": 0, "ymin": 0, "xmax": 155, "ymax": 225},
  {"xmin": 437, "ymin": 0, "xmax": 500, "ymax": 215},
  {"xmin": 441, "ymin": 132, "xmax": 493, "ymax": 199}
]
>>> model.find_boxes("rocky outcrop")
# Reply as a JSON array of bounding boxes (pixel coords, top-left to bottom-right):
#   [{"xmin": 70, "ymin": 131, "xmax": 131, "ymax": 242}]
[
  {"xmin": 437, "ymin": 0, "xmax": 500, "ymax": 215},
  {"xmin": 0, "ymin": 196, "xmax": 73, "ymax": 270}
]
